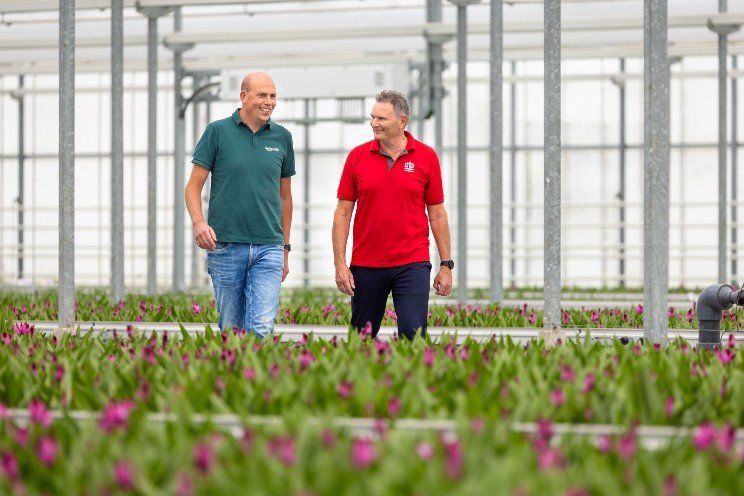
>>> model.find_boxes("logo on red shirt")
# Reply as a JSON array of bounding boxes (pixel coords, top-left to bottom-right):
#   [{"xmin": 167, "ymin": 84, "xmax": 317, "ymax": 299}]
[{"xmin": 403, "ymin": 161, "xmax": 415, "ymax": 173}]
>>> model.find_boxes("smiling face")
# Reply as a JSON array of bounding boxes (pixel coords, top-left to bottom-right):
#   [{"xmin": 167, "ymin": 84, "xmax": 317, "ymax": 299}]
[
  {"xmin": 370, "ymin": 101, "xmax": 407, "ymax": 144},
  {"xmin": 240, "ymin": 73, "xmax": 277, "ymax": 130}
]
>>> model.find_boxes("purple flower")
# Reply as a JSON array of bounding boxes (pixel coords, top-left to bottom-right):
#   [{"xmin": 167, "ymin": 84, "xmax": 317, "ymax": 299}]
[
  {"xmin": 298, "ymin": 350, "xmax": 315, "ymax": 370},
  {"xmin": 114, "ymin": 460, "xmax": 134, "ymax": 491},
  {"xmin": 14, "ymin": 427, "xmax": 28, "ymax": 447},
  {"xmin": 267, "ymin": 436, "xmax": 296, "ymax": 466},
  {"xmin": 193, "ymin": 443, "xmax": 214, "ymax": 474},
  {"xmin": 191, "ymin": 303, "xmax": 201, "ymax": 315},
  {"xmin": 424, "ymin": 348, "xmax": 435, "ymax": 367},
  {"xmin": 634, "ymin": 304, "xmax": 643, "ymax": 315},
  {"xmin": 549, "ymin": 388, "xmax": 565, "ymax": 407},
  {"xmin": 693, "ymin": 423, "xmax": 716, "ymax": 451},
  {"xmin": 0, "ymin": 403, "xmax": 6, "ymax": 418},
  {"xmin": 321, "ymin": 429, "xmax": 337, "ymax": 448},
  {"xmin": 715, "ymin": 347, "xmax": 735, "ymax": 365},
  {"xmin": 36, "ymin": 437, "xmax": 58, "ymax": 467},
  {"xmin": 590, "ymin": 311, "xmax": 599, "ymax": 323},
  {"xmin": 387, "ymin": 396, "xmax": 401, "ymax": 417},
  {"xmin": 582, "ymin": 373, "xmax": 595, "ymax": 394},
  {"xmin": 337, "ymin": 381, "xmax": 354, "ymax": 399},
  {"xmin": 54, "ymin": 365, "xmax": 65, "ymax": 382},
  {"xmin": 665, "ymin": 397, "xmax": 675, "ymax": 418},
  {"xmin": 350, "ymin": 437, "xmax": 377, "ymax": 469},
  {"xmin": 1, "ymin": 452, "xmax": 19, "ymax": 480},
  {"xmin": 416, "ymin": 442, "xmax": 434, "ymax": 460},
  {"xmin": 244, "ymin": 367, "xmax": 255, "ymax": 381},
  {"xmin": 597, "ymin": 435, "xmax": 613, "ymax": 454},
  {"xmin": 537, "ymin": 447, "xmax": 564, "ymax": 471},
  {"xmin": 12, "ymin": 322, "xmax": 34, "ymax": 335},
  {"xmin": 441, "ymin": 434, "xmax": 464, "ymax": 479},
  {"xmin": 528, "ymin": 313, "xmax": 536, "ymax": 325},
  {"xmin": 617, "ymin": 433, "xmax": 636, "ymax": 459},
  {"xmin": 717, "ymin": 424, "xmax": 735, "ymax": 452},
  {"xmin": 29, "ymin": 399, "xmax": 52, "ymax": 428},
  {"xmin": 560, "ymin": 365, "xmax": 575, "ymax": 383},
  {"xmin": 99, "ymin": 400, "xmax": 135, "ymax": 433}
]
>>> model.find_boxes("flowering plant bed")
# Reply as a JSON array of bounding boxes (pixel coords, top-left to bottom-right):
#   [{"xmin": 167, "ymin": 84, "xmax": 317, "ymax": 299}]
[{"xmin": 2, "ymin": 289, "xmax": 739, "ymax": 330}]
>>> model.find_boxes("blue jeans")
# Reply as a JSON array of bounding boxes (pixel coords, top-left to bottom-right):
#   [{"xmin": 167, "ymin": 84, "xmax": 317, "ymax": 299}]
[{"xmin": 206, "ymin": 242, "xmax": 284, "ymax": 337}]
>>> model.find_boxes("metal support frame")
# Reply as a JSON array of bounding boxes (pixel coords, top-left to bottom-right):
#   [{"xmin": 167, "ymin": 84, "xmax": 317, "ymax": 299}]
[
  {"xmin": 165, "ymin": 7, "xmax": 194, "ymax": 292},
  {"xmin": 510, "ymin": 61, "xmax": 517, "ymax": 288},
  {"xmin": 543, "ymin": 0, "xmax": 562, "ymax": 333},
  {"xmin": 137, "ymin": 3, "xmax": 172, "ymax": 295},
  {"xmin": 11, "ymin": 76, "xmax": 25, "ymax": 281},
  {"xmin": 732, "ymin": 55, "xmax": 739, "ymax": 280},
  {"xmin": 489, "ymin": 0, "xmax": 503, "ymax": 303},
  {"xmin": 59, "ymin": 0, "xmax": 75, "ymax": 329},
  {"xmin": 190, "ymin": 74, "xmax": 202, "ymax": 289},
  {"xmin": 643, "ymin": 0, "xmax": 670, "ymax": 344},
  {"xmin": 111, "ymin": 0, "xmax": 124, "ymax": 302},
  {"xmin": 449, "ymin": 0, "xmax": 480, "ymax": 304},
  {"xmin": 611, "ymin": 59, "xmax": 627, "ymax": 287},
  {"xmin": 424, "ymin": 1, "xmax": 449, "ymax": 159},
  {"xmin": 303, "ymin": 99, "xmax": 312, "ymax": 288}
]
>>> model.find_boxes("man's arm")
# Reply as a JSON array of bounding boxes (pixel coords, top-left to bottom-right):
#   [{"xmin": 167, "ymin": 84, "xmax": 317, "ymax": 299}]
[
  {"xmin": 427, "ymin": 203, "xmax": 452, "ymax": 296},
  {"xmin": 185, "ymin": 164, "xmax": 217, "ymax": 250},
  {"xmin": 280, "ymin": 176, "xmax": 293, "ymax": 282},
  {"xmin": 332, "ymin": 199, "xmax": 356, "ymax": 296}
]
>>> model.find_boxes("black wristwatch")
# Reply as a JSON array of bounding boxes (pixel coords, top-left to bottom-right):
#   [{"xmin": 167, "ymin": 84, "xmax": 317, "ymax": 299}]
[
  {"xmin": 440, "ymin": 260, "xmax": 454, "ymax": 269},
  {"xmin": 283, "ymin": 244, "xmax": 291, "ymax": 252}
]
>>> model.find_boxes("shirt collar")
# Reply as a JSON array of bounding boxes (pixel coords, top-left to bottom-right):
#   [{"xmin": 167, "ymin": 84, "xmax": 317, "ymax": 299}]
[
  {"xmin": 370, "ymin": 130, "xmax": 417, "ymax": 153},
  {"xmin": 232, "ymin": 109, "xmax": 273, "ymax": 130}
]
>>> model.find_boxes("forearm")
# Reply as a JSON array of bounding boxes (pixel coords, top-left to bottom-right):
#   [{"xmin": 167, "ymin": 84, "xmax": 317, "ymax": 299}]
[
  {"xmin": 430, "ymin": 214, "xmax": 452, "ymax": 260},
  {"xmin": 281, "ymin": 196, "xmax": 293, "ymax": 244},
  {"xmin": 185, "ymin": 185, "xmax": 206, "ymax": 226},
  {"xmin": 332, "ymin": 210, "xmax": 351, "ymax": 268}
]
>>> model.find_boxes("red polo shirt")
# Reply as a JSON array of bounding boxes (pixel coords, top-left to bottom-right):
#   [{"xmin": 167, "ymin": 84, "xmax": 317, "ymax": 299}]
[{"xmin": 337, "ymin": 131, "xmax": 444, "ymax": 267}]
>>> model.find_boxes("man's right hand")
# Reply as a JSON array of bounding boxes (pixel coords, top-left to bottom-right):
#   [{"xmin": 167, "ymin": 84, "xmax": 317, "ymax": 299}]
[
  {"xmin": 335, "ymin": 265, "xmax": 355, "ymax": 296},
  {"xmin": 193, "ymin": 221, "xmax": 217, "ymax": 250}
]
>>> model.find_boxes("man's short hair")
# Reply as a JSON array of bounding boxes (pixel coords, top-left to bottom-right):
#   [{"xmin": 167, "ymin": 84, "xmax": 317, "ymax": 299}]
[{"xmin": 375, "ymin": 90, "xmax": 410, "ymax": 118}]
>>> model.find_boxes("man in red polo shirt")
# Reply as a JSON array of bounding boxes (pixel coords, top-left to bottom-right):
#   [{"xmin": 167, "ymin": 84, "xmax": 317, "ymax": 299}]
[{"xmin": 332, "ymin": 90, "xmax": 453, "ymax": 339}]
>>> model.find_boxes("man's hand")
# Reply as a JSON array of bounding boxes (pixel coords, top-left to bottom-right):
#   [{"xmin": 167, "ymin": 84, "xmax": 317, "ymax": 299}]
[
  {"xmin": 335, "ymin": 265, "xmax": 355, "ymax": 296},
  {"xmin": 433, "ymin": 267, "xmax": 452, "ymax": 296},
  {"xmin": 193, "ymin": 221, "xmax": 217, "ymax": 250},
  {"xmin": 282, "ymin": 250, "xmax": 289, "ymax": 282}
]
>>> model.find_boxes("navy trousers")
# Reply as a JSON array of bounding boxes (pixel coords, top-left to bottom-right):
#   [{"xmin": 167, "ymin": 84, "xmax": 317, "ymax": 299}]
[{"xmin": 350, "ymin": 262, "xmax": 432, "ymax": 340}]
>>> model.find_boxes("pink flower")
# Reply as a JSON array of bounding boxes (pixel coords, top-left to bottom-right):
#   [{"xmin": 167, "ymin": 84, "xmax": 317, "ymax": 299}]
[
  {"xmin": 29, "ymin": 399, "xmax": 52, "ymax": 428},
  {"xmin": 537, "ymin": 447, "xmax": 565, "ymax": 471},
  {"xmin": 0, "ymin": 403, "xmax": 6, "ymax": 419},
  {"xmin": 597, "ymin": 435, "xmax": 613, "ymax": 454},
  {"xmin": 528, "ymin": 313, "xmax": 536, "ymax": 325},
  {"xmin": 321, "ymin": 429, "xmax": 337, "ymax": 448},
  {"xmin": 54, "ymin": 365, "xmax": 65, "ymax": 382},
  {"xmin": 471, "ymin": 417, "xmax": 485, "ymax": 433},
  {"xmin": 693, "ymin": 423, "xmax": 716, "ymax": 451},
  {"xmin": 424, "ymin": 347, "xmax": 435, "ymax": 367},
  {"xmin": 665, "ymin": 397, "xmax": 675, "ymax": 418},
  {"xmin": 114, "ymin": 460, "xmax": 134, "ymax": 491},
  {"xmin": 350, "ymin": 437, "xmax": 377, "ymax": 469},
  {"xmin": 193, "ymin": 443, "xmax": 214, "ymax": 474},
  {"xmin": 549, "ymin": 388, "xmax": 565, "ymax": 407},
  {"xmin": 715, "ymin": 347, "xmax": 735, "ymax": 365},
  {"xmin": 459, "ymin": 346, "xmax": 469, "ymax": 361},
  {"xmin": 244, "ymin": 367, "xmax": 255, "ymax": 381},
  {"xmin": 634, "ymin": 304, "xmax": 643, "ymax": 315},
  {"xmin": 191, "ymin": 303, "xmax": 201, "ymax": 315},
  {"xmin": 617, "ymin": 433, "xmax": 636, "ymax": 459},
  {"xmin": 37, "ymin": 436, "xmax": 58, "ymax": 467},
  {"xmin": 360, "ymin": 321, "xmax": 373, "ymax": 338},
  {"xmin": 1, "ymin": 452, "xmax": 19, "ymax": 479},
  {"xmin": 337, "ymin": 381, "xmax": 354, "ymax": 399},
  {"xmin": 590, "ymin": 311, "xmax": 599, "ymax": 323},
  {"xmin": 99, "ymin": 400, "xmax": 135, "ymax": 433},
  {"xmin": 416, "ymin": 442, "xmax": 434, "ymax": 460},
  {"xmin": 441, "ymin": 435, "xmax": 464, "ymax": 479},
  {"xmin": 298, "ymin": 350, "xmax": 315, "ymax": 370},
  {"xmin": 717, "ymin": 424, "xmax": 735, "ymax": 452},
  {"xmin": 14, "ymin": 427, "xmax": 28, "ymax": 447},
  {"xmin": 536, "ymin": 419, "xmax": 553, "ymax": 441},
  {"xmin": 387, "ymin": 396, "xmax": 401, "ymax": 417},
  {"xmin": 560, "ymin": 365, "xmax": 575, "ymax": 383},
  {"xmin": 267, "ymin": 436, "xmax": 296, "ymax": 466},
  {"xmin": 582, "ymin": 373, "xmax": 595, "ymax": 394},
  {"xmin": 12, "ymin": 322, "xmax": 34, "ymax": 335}
]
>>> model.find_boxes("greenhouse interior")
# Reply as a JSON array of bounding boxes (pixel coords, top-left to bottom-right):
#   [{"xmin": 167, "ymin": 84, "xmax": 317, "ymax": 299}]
[{"xmin": 0, "ymin": 0, "xmax": 743, "ymax": 494}]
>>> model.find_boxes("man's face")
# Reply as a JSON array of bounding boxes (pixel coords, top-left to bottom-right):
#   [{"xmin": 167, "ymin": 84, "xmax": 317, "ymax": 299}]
[
  {"xmin": 370, "ymin": 102, "xmax": 406, "ymax": 142},
  {"xmin": 241, "ymin": 76, "xmax": 277, "ymax": 127}
]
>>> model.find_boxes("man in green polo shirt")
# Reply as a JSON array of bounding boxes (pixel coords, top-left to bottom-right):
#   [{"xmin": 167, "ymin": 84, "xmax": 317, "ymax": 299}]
[{"xmin": 185, "ymin": 72, "xmax": 295, "ymax": 337}]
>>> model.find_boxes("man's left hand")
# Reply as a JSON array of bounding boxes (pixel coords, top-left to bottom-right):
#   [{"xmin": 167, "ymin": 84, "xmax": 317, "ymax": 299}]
[
  {"xmin": 282, "ymin": 251, "xmax": 289, "ymax": 282},
  {"xmin": 433, "ymin": 268, "xmax": 452, "ymax": 296}
]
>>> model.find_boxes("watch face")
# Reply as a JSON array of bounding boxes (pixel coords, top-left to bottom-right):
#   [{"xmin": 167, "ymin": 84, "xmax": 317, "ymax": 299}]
[{"xmin": 441, "ymin": 260, "xmax": 454, "ymax": 269}]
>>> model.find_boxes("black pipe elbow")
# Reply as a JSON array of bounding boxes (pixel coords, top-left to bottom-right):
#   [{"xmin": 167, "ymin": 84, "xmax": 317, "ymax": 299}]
[{"xmin": 697, "ymin": 284, "xmax": 742, "ymax": 349}]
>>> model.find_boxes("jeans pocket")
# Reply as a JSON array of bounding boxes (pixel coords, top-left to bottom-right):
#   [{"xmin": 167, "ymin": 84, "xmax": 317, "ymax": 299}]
[{"xmin": 209, "ymin": 242, "xmax": 232, "ymax": 254}]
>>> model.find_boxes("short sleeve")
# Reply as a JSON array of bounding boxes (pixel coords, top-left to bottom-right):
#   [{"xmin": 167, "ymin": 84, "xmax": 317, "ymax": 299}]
[
  {"xmin": 281, "ymin": 132, "xmax": 296, "ymax": 178},
  {"xmin": 192, "ymin": 123, "xmax": 218, "ymax": 170},
  {"xmin": 424, "ymin": 151, "xmax": 444, "ymax": 205},
  {"xmin": 337, "ymin": 150, "xmax": 358, "ymax": 201}
]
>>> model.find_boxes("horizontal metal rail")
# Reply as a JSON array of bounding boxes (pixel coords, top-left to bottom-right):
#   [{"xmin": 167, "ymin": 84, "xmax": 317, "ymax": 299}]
[
  {"xmin": 21, "ymin": 321, "xmax": 742, "ymax": 346},
  {"xmin": 3, "ymin": 407, "xmax": 741, "ymax": 449}
]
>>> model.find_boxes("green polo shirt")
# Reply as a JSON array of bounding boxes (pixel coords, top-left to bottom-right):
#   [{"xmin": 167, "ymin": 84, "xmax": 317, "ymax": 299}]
[{"xmin": 192, "ymin": 109, "xmax": 295, "ymax": 244}]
